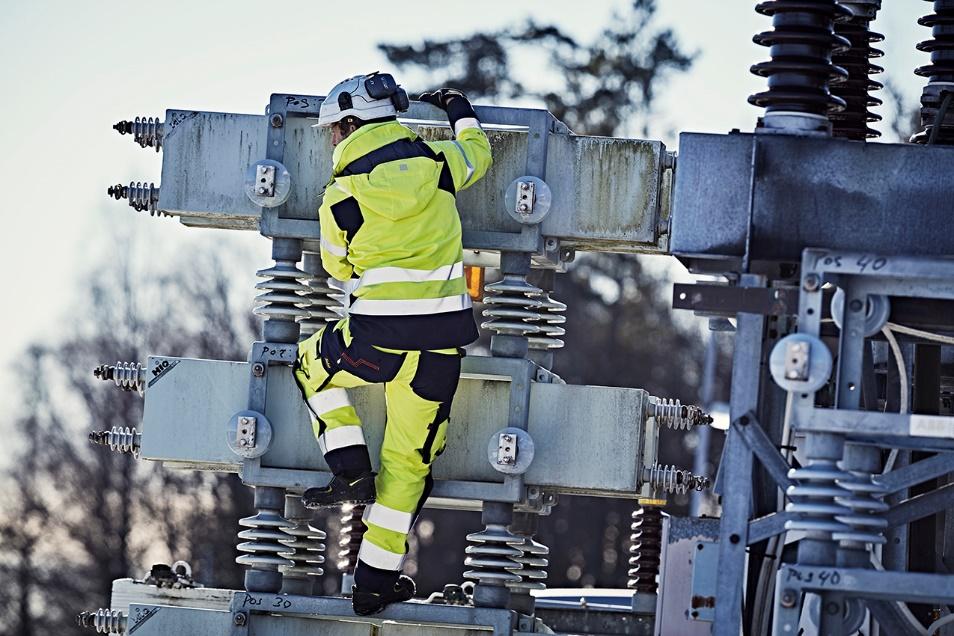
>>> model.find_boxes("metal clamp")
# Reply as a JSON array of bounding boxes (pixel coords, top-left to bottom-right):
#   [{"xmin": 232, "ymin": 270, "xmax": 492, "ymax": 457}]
[
  {"xmin": 768, "ymin": 333, "xmax": 833, "ymax": 393},
  {"xmin": 488, "ymin": 427, "xmax": 535, "ymax": 474},
  {"xmin": 505, "ymin": 176, "xmax": 551, "ymax": 225},
  {"xmin": 227, "ymin": 410, "xmax": 273, "ymax": 459},
  {"xmin": 244, "ymin": 160, "xmax": 291, "ymax": 208}
]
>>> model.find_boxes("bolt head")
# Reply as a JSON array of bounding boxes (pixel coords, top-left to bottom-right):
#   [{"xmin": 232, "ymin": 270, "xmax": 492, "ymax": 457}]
[
  {"xmin": 233, "ymin": 611, "xmax": 247, "ymax": 626},
  {"xmin": 520, "ymin": 182, "xmax": 530, "ymax": 190},
  {"xmin": 518, "ymin": 204, "xmax": 529, "ymax": 212},
  {"xmin": 252, "ymin": 363, "xmax": 265, "ymax": 377},
  {"xmin": 780, "ymin": 589, "xmax": 797, "ymax": 608},
  {"xmin": 848, "ymin": 298, "xmax": 863, "ymax": 312},
  {"xmin": 270, "ymin": 114, "xmax": 284, "ymax": 128},
  {"xmin": 803, "ymin": 274, "xmax": 820, "ymax": 292}
]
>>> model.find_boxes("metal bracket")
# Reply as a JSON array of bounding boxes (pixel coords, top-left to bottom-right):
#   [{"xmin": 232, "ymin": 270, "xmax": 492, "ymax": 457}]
[
  {"xmin": 488, "ymin": 427, "xmax": 535, "ymax": 475},
  {"xmin": 516, "ymin": 180, "xmax": 534, "ymax": 214},
  {"xmin": 227, "ymin": 410, "xmax": 272, "ymax": 459},
  {"xmin": 690, "ymin": 540, "xmax": 719, "ymax": 622},
  {"xmin": 769, "ymin": 333, "xmax": 833, "ymax": 393},
  {"xmin": 244, "ymin": 160, "xmax": 291, "ymax": 208},
  {"xmin": 673, "ymin": 283, "xmax": 799, "ymax": 316},
  {"xmin": 255, "ymin": 165, "xmax": 275, "ymax": 197},
  {"xmin": 784, "ymin": 340, "xmax": 809, "ymax": 382},
  {"xmin": 505, "ymin": 176, "xmax": 552, "ymax": 225}
]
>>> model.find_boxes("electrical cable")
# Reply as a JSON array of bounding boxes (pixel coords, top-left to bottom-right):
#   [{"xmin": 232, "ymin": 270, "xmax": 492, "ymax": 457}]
[
  {"xmin": 927, "ymin": 612, "xmax": 954, "ymax": 635},
  {"xmin": 880, "ymin": 326, "xmax": 908, "ymax": 474},
  {"xmin": 886, "ymin": 321, "xmax": 954, "ymax": 346}
]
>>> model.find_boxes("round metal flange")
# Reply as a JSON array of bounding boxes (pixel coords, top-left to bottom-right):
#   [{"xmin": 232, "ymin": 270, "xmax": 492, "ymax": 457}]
[
  {"xmin": 227, "ymin": 410, "xmax": 273, "ymax": 459},
  {"xmin": 487, "ymin": 427, "xmax": 535, "ymax": 474},
  {"xmin": 769, "ymin": 333, "xmax": 833, "ymax": 393},
  {"xmin": 830, "ymin": 289, "xmax": 890, "ymax": 337},
  {"xmin": 244, "ymin": 159, "xmax": 291, "ymax": 208},
  {"xmin": 505, "ymin": 176, "xmax": 552, "ymax": 225}
]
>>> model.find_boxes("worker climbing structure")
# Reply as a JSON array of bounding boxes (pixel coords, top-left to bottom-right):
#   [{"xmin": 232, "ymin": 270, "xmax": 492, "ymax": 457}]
[{"xmin": 82, "ymin": 1, "xmax": 954, "ymax": 634}]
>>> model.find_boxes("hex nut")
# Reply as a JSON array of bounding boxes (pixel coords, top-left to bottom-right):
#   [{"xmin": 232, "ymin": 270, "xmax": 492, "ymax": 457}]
[
  {"xmin": 252, "ymin": 363, "xmax": 265, "ymax": 378},
  {"xmin": 233, "ymin": 611, "xmax": 247, "ymax": 626},
  {"xmin": 270, "ymin": 114, "xmax": 284, "ymax": 128}
]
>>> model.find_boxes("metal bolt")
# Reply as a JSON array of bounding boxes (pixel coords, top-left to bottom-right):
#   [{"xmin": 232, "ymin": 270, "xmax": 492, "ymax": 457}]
[
  {"xmin": 518, "ymin": 203, "xmax": 529, "ymax": 212},
  {"xmin": 803, "ymin": 274, "xmax": 820, "ymax": 292},
  {"xmin": 520, "ymin": 182, "xmax": 530, "ymax": 191},
  {"xmin": 825, "ymin": 601, "xmax": 840, "ymax": 615},
  {"xmin": 239, "ymin": 439, "xmax": 248, "ymax": 446},
  {"xmin": 270, "ymin": 114, "xmax": 284, "ymax": 128},
  {"xmin": 848, "ymin": 298, "xmax": 863, "ymax": 312},
  {"xmin": 252, "ymin": 363, "xmax": 265, "ymax": 377},
  {"xmin": 545, "ymin": 238, "xmax": 558, "ymax": 250},
  {"xmin": 233, "ymin": 612, "xmax": 247, "ymax": 626},
  {"xmin": 780, "ymin": 589, "xmax": 797, "ymax": 608}
]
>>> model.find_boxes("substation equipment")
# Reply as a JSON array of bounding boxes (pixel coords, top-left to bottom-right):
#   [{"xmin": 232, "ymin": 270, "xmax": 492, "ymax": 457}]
[{"xmin": 82, "ymin": 1, "xmax": 954, "ymax": 634}]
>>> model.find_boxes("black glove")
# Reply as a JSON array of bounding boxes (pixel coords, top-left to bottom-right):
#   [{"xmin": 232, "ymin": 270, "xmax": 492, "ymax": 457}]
[{"xmin": 417, "ymin": 88, "xmax": 477, "ymax": 129}]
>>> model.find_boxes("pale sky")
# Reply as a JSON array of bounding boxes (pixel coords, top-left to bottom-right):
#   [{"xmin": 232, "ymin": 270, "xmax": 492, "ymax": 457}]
[{"xmin": 0, "ymin": 1, "xmax": 929, "ymax": 397}]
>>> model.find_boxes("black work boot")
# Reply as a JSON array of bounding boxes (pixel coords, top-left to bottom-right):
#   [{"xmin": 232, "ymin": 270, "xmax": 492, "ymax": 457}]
[
  {"xmin": 302, "ymin": 472, "xmax": 376, "ymax": 509},
  {"xmin": 352, "ymin": 575, "xmax": 416, "ymax": 616}
]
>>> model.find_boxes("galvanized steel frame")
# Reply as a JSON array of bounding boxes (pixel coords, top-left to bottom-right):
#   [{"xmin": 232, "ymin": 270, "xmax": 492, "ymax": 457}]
[{"xmin": 710, "ymin": 249, "xmax": 954, "ymax": 635}]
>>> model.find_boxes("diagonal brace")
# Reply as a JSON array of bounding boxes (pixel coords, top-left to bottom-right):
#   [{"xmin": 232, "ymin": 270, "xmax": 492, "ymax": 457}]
[
  {"xmin": 733, "ymin": 411, "xmax": 795, "ymax": 492},
  {"xmin": 875, "ymin": 452, "xmax": 954, "ymax": 494},
  {"xmin": 885, "ymin": 482, "xmax": 954, "ymax": 528}
]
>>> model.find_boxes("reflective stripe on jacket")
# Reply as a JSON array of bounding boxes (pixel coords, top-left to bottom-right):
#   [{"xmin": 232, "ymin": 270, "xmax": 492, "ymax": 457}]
[{"xmin": 318, "ymin": 120, "xmax": 492, "ymax": 349}]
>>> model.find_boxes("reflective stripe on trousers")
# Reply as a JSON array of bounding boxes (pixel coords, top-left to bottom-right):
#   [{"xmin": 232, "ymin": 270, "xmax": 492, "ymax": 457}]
[{"xmin": 293, "ymin": 319, "xmax": 462, "ymax": 575}]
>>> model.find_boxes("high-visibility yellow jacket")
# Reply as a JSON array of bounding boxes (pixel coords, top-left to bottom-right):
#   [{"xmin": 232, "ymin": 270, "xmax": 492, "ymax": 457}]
[{"xmin": 318, "ymin": 119, "xmax": 492, "ymax": 350}]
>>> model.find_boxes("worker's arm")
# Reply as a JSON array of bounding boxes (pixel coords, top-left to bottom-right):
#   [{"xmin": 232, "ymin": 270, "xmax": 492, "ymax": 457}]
[
  {"xmin": 317, "ymin": 181, "xmax": 356, "ymax": 280},
  {"xmin": 418, "ymin": 89, "xmax": 493, "ymax": 191}
]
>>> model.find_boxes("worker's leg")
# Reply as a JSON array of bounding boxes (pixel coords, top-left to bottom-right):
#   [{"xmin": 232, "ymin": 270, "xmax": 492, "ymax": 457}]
[
  {"xmin": 295, "ymin": 320, "xmax": 409, "ymax": 500},
  {"xmin": 353, "ymin": 348, "xmax": 463, "ymax": 593}
]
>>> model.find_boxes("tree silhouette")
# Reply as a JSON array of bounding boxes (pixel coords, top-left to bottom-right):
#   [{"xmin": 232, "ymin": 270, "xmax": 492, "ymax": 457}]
[{"xmin": 0, "ymin": 238, "xmax": 259, "ymax": 634}]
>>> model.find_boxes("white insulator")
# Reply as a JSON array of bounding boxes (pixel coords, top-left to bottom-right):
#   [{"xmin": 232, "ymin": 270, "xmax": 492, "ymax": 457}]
[
  {"xmin": 253, "ymin": 262, "xmax": 310, "ymax": 320},
  {"xmin": 115, "ymin": 116, "xmax": 164, "ymax": 151},
  {"xmin": 236, "ymin": 511, "xmax": 295, "ymax": 570},
  {"xmin": 279, "ymin": 521, "xmax": 327, "ymax": 577},
  {"xmin": 94, "ymin": 362, "xmax": 146, "ymax": 396},
  {"xmin": 298, "ymin": 276, "xmax": 345, "ymax": 337},
  {"xmin": 481, "ymin": 275, "xmax": 566, "ymax": 348},
  {"xmin": 79, "ymin": 608, "xmax": 127, "ymax": 634},
  {"xmin": 785, "ymin": 461, "xmax": 853, "ymax": 539},
  {"xmin": 506, "ymin": 537, "xmax": 549, "ymax": 591},
  {"xmin": 650, "ymin": 397, "xmax": 712, "ymax": 430},
  {"xmin": 90, "ymin": 427, "xmax": 141, "ymax": 458},
  {"xmin": 833, "ymin": 471, "xmax": 889, "ymax": 545},
  {"xmin": 127, "ymin": 182, "xmax": 162, "ymax": 215},
  {"xmin": 463, "ymin": 524, "xmax": 524, "ymax": 585},
  {"xmin": 643, "ymin": 464, "xmax": 710, "ymax": 495}
]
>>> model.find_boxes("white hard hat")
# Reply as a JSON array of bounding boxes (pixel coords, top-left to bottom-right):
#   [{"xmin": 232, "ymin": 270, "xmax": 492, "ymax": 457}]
[{"xmin": 316, "ymin": 72, "xmax": 409, "ymax": 127}]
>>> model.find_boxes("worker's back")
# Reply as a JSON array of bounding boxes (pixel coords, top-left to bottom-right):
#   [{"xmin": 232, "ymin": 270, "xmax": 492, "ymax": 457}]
[{"xmin": 318, "ymin": 117, "xmax": 493, "ymax": 350}]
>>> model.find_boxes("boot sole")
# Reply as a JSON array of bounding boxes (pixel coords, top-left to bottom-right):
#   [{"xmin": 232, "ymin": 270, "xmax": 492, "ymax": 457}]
[{"xmin": 302, "ymin": 496, "xmax": 375, "ymax": 510}]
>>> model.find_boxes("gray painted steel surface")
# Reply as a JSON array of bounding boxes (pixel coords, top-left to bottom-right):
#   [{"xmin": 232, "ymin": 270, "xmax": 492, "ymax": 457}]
[
  {"xmin": 141, "ymin": 355, "xmax": 652, "ymax": 497},
  {"xmin": 670, "ymin": 133, "xmax": 954, "ymax": 266},
  {"xmin": 156, "ymin": 104, "xmax": 669, "ymax": 253}
]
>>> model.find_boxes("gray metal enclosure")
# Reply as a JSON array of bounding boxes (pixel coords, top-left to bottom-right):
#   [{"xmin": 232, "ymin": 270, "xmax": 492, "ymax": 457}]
[{"xmin": 86, "ymin": 3, "xmax": 954, "ymax": 631}]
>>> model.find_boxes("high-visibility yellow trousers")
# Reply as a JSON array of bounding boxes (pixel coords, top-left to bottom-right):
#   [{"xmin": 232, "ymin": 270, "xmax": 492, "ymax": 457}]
[{"xmin": 294, "ymin": 318, "xmax": 462, "ymax": 590}]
